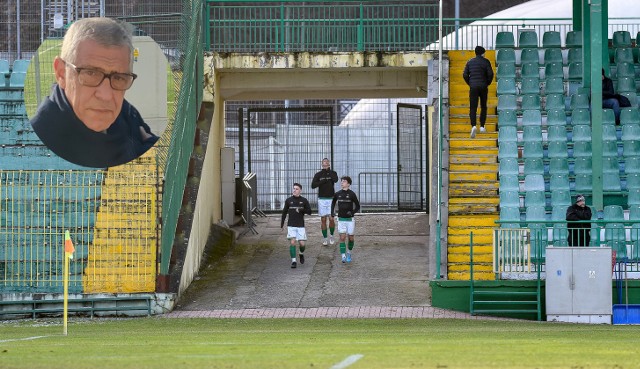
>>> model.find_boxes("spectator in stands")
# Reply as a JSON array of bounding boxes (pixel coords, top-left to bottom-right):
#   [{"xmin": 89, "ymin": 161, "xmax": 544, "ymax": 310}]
[
  {"xmin": 30, "ymin": 17, "xmax": 158, "ymax": 168},
  {"xmin": 566, "ymin": 194, "xmax": 592, "ymax": 247},
  {"xmin": 463, "ymin": 45, "xmax": 494, "ymax": 139},
  {"xmin": 602, "ymin": 69, "xmax": 622, "ymax": 125}
]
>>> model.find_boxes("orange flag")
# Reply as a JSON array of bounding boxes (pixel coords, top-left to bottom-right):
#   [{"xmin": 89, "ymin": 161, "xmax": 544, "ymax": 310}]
[{"xmin": 64, "ymin": 230, "xmax": 75, "ymax": 258}]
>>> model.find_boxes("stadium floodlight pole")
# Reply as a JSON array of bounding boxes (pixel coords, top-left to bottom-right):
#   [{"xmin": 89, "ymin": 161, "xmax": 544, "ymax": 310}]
[{"xmin": 436, "ymin": 0, "xmax": 443, "ymax": 280}]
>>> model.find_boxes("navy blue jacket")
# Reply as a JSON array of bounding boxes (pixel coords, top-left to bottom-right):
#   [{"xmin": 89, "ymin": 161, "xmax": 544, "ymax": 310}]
[
  {"xmin": 30, "ymin": 84, "xmax": 158, "ymax": 168},
  {"xmin": 463, "ymin": 56, "xmax": 494, "ymax": 88}
]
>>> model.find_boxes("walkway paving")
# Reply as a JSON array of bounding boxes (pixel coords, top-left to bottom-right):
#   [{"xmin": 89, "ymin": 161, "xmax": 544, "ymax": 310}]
[{"xmin": 172, "ymin": 212, "xmax": 510, "ymax": 320}]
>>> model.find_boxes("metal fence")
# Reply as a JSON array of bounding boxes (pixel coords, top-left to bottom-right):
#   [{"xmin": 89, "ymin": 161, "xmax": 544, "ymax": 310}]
[{"xmin": 494, "ymin": 222, "xmax": 640, "ymax": 280}]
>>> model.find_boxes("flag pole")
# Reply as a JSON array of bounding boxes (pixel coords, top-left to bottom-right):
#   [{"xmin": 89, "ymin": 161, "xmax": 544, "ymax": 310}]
[{"xmin": 63, "ymin": 230, "xmax": 75, "ymax": 336}]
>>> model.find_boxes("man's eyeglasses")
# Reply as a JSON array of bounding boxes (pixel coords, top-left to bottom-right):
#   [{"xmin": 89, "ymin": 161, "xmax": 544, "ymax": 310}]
[{"xmin": 63, "ymin": 60, "xmax": 137, "ymax": 91}]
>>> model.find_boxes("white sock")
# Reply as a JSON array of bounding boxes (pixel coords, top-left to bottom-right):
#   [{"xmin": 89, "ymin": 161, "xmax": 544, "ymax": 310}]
[{"xmin": 292, "ymin": 258, "xmax": 296, "ymax": 262}]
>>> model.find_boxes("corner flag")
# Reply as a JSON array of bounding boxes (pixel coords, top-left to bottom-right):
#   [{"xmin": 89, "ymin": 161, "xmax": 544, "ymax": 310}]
[{"xmin": 64, "ymin": 230, "xmax": 75, "ymax": 259}]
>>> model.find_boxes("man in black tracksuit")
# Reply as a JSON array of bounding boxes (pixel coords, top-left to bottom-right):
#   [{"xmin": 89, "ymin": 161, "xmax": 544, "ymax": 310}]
[
  {"xmin": 566, "ymin": 194, "xmax": 592, "ymax": 247},
  {"xmin": 281, "ymin": 183, "xmax": 312, "ymax": 268},
  {"xmin": 331, "ymin": 176, "xmax": 360, "ymax": 263},
  {"xmin": 311, "ymin": 158, "xmax": 339, "ymax": 245},
  {"xmin": 463, "ymin": 45, "xmax": 494, "ymax": 139}
]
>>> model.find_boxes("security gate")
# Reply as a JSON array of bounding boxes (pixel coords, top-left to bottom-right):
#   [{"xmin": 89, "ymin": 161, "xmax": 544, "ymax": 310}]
[{"xmin": 396, "ymin": 103, "xmax": 424, "ymax": 211}]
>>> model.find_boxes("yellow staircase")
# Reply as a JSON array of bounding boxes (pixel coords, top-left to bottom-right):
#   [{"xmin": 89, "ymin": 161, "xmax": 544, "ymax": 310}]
[
  {"xmin": 447, "ymin": 50, "xmax": 499, "ymax": 280},
  {"xmin": 83, "ymin": 149, "xmax": 160, "ymax": 293}
]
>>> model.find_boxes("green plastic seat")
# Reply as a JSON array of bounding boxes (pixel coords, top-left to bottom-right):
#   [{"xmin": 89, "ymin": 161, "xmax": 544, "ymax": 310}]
[
  {"xmin": 499, "ymin": 157, "xmax": 519, "ymax": 175},
  {"xmin": 573, "ymin": 157, "xmax": 592, "ymax": 175},
  {"xmin": 543, "ymin": 48, "xmax": 563, "ymax": 65},
  {"xmin": 542, "ymin": 31, "xmax": 562, "ymax": 48},
  {"xmin": 498, "ymin": 109, "xmax": 518, "ymax": 126},
  {"xmin": 497, "ymin": 77, "xmax": 517, "ymax": 95},
  {"xmin": 615, "ymin": 48, "xmax": 634, "ymax": 64},
  {"xmin": 498, "ymin": 126, "xmax": 518, "ymax": 143},
  {"xmin": 0, "ymin": 59, "xmax": 9, "ymax": 75},
  {"xmin": 613, "ymin": 31, "xmax": 632, "ymax": 48},
  {"xmin": 523, "ymin": 141, "xmax": 543, "ymax": 159},
  {"xmin": 615, "ymin": 62, "xmax": 635, "ymax": 78},
  {"xmin": 602, "ymin": 109, "xmax": 616, "ymax": 126},
  {"xmin": 547, "ymin": 125, "xmax": 567, "ymax": 142},
  {"xmin": 525, "ymin": 190, "xmax": 546, "ymax": 208},
  {"xmin": 623, "ymin": 140, "xmax": 640, "ymax": 157},
  {"xmin": 544, "ymin": 62, "xmax": 564, "ymax": 79},
  {"xmin": 544, "ymin": 93, "xmax": 565, "ymax": 110},
  {"xmin": 571, "ymin": 124, "xmax": 591, "ymax": 142},
  {"xmin": 549, "ymin": 173, "xmax": 570, "ymax": 191},
  {"xmin": 524, "ymin": 157, "xmax": 544, "ymax": 176},
  {"xmin": 9, "ymin": 72, "xmax": 26, "ymax": 88},
  {"xmin": 604, "ymin": 206, "xmax": 626, "ymax": 257},
  {"xmin": 547, "ymin": 140, "xmax": 568, "ymax": 158},
  {"xmin": 602, "ymin": 124, "xmax": 618, "ymax": 141},
  {"xmin": 522, "ymin": 94, "xmax": 541, "ymax": 110},
  {"xmin": 567, "ymin": 48, "xmax": 582, "ymax": 64},
  {"xmin": 551, "ymin": 206, "xmax": 569, "ymax": 246},
  {"xmin": 520, "ymin": 48, "xmax": 540, "ymax": 65},
  {"xmin": 570, "ymin": 108, "xmax": 591, "ymax": 125},
  {"xmin": 616, "ymin": 77, "xmax": 636, "ymax": 93},
  {"xmin": 499, "ymin": 175, "xmax": 520, "ymax": 192},
  {"xmin": 603, "ymin": 140, "xmax": 620, "ymax": 157},
  {"xmin": 544, "ymin": 77, "xmax": 564, "ymax": 95},
  {"xmin": 497, "ymin": 63, "xmax": 517, "ymax": 79},
  {"xmin": 630, "ymin": 188, "xmax": 640, "ymax": 206},
  {"xmin": 568, "ymin": 62, "xmax": 582, "ymax": 81},
  {"xmin": 521, "ymin": 62, "xmax": 540, "ymax": 78},
  {"xmin": 626, "ymin": 156, "xmax": 640, "ymax": 174},
  {"xmin": 519, "ymin": 31, "xmax": 538, "ymax": 48},
  {"xmin": 551, "ymin": 190, "xmax": 571, "ymax": 207},
  {"xmin": 566, "ymin": 31, "xmax": 583, "ymax": 48},
  {"xmin": 572, "ymin": 141, "xmax": 592, "ymax": 158},
  {"xmin": 498, "ymin": 141, "xmax": 519, "ymax": 159},
  {"xmin": 574, "ymin": 173, "xmax": 592, "ymax": 192},
  {"xmin": 497, "ymin": 95, "xmax": 518, "ymax": 111},
  {"xmin": 622, "ymin": 124, "xmax": 640, "ymax": 140},
  {"xmin": 496, "ymin": 49, "xmax": 516, "ymax": 65},
  {"xmin": 603, "ymin": 157, "xmax": 620, "ymax": 173},
  {"xmin": 548, "ymin": 157, "xmax": 569, "ymax": 175},
  {"xmin": 621, "ymin": 108, "xmax": 640, "ymax": 125},
  {"xmin": 500, "ymin": 190, "xmax": 521, "ymax": 208},
  {"xmin": 629, "ymin": 205, "xmax": 640, "ymax": 260},
  {"xmin": 570, "ymin": 93, "xmax": 590, "ymax": 110},
  {"xmin": 522, "ymin": 109, "xmax": 542, "ymax": 126},
  {"xmin": 626, "ymin": 173, "xmax": 640, "ymax": 190},
  {"xmin": 500, "ymin": 205, "xmax": 522, "ymax": 224},
  {"xmin": 11, "ymin": 59, "xmax": 30, "ymax": 73},
  {"xmin": 521, "ymin": 77, "xmax": 541, "ymax": 95},
  {"xmin": 604, "ymin": 173, "xmax": 622, "ymax": 192},
  {"xmin": 524, "ymin": 174, "xmax": 546, "ymax": 191},
  {"xmin": 496, "ymin": 32, "xmax": 515, "ymax": 48},
  {"xmin": 523, "ymin": 126, "xmax": 542, "ymax": 142},
  {"xmin": 546, "ymin": 108, "xmax": 567, "ymax": 126}
]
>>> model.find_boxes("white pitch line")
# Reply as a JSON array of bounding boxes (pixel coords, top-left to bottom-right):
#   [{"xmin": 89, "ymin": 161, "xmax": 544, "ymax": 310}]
[
  {"xmin": 0, "ymin": 335, "xmax": 50, "ymax": 343},
  {"xmin": 330, "ymin": 354, "xmax": 364, "ymax": 369}
]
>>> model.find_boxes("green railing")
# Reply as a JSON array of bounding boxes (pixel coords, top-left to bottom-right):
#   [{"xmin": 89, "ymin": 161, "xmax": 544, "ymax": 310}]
[
  {"xmin": 205, "ymin": 0, "xmax": 440, "ymax": 52},
  {"xmin": 158, "ymin": 1, "xmax": 205, "ymax": 278}
]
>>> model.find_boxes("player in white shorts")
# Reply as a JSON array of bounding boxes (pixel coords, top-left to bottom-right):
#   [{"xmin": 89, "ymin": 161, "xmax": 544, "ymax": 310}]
[
  {"xmin": 311, "ymin": 158, "xmax": 338, "ymax": 245},
  {"xmin": 331, "ymin": 176, "xmax": 360, "ymax": 263},
  {"xmin": 281, "ymin": 183, "xmax": 312, "ymax": 268}
]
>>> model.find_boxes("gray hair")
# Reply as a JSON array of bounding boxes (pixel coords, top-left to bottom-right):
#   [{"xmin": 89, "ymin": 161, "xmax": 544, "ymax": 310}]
[{"xmin": 60, "ymin": 17, "xmax": 134, "ymax": 66}]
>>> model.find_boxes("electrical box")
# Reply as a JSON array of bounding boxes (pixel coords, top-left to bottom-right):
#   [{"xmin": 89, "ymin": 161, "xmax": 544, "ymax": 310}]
[
  {"xmin": 221, "ymin": 147, "xmax": 236, "ymax": 225},
  {"xmin": 546, "ymin": 247, "xmax": 612, "ymax": 324}
]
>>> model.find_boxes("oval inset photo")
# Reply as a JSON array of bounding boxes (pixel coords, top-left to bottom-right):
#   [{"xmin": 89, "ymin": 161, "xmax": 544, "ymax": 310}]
[{"xmin": 24, "ymin": 17, "xmax": 170, "ymax": 168}]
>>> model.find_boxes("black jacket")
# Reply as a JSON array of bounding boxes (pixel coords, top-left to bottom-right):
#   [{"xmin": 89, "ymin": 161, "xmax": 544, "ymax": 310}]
[
  {"xmin": 603, "ymin": 76, "xmax": 616, "ymax": 100},
  {"xmin": 30, "ymin": 84, "xmax": 158, "ymax": 168},
  {"xmin": 281, "ymin": 195, "xmax": 312, "ymax": 228},
  {"xmin": 331, "ymin": 189, "xmax": 360, "ymax": 219},
  {"xmin": 566, "ymin": 204, "xmax": 592, "ymax": 228},
  {"xmin": 463, "ymin": 56, "xmax": 494, "ymax": 88},
  {"xmin": 311, "ymin": 168, "xmax": 338, "ymax": 198}
]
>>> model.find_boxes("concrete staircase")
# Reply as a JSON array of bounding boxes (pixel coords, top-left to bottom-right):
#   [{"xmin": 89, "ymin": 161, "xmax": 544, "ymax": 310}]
[
  {"xmin": 447, "ymin": 50, "xmax": 499, "ymax": 280},
  {"xmin": 83, "ymin": 150, "xmax": 159, "ymax": 293}
]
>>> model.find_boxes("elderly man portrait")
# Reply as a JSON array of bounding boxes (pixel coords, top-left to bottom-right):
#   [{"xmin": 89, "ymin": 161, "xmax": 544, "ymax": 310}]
[{"xmin": 30, "ymin": 17, "xmax": 158, "ymax": 168}]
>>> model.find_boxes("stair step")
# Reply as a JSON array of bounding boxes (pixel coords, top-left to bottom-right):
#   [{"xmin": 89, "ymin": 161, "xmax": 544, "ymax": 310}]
[
  {"xmin": 473, "ymin": 300, "xmax": 538, "ymax": 305},
  {"xmin": 473, "ymin": 291, "xmax": 539, "ymax": 296},
  {"xmin": 450, "ymin": 155, "xmax": 497, "ymax": 164},
  {"xmin": 472, "ymin": 309, "xmax": 539, "ymax": 314},
  {"xmin": 450, "ymin": 138, "xmax": 497, "ymax": 149}
]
